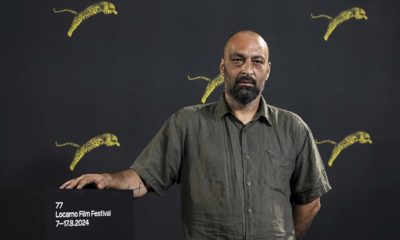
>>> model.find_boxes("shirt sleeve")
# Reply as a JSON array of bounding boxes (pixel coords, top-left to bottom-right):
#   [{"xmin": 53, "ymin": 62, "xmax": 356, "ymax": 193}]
[
  {"xmin": 130, "ymin": 114, "xmax": 182, "ymax": 195},
  {"xmin": 290, "ymin": 127, "xmax": 332, "ymax": 204}
]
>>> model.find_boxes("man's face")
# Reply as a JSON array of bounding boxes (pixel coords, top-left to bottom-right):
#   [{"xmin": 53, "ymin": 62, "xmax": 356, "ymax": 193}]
[{"xmin": 220, "ymin": 33, "xmax": 271, "ymax": 105}]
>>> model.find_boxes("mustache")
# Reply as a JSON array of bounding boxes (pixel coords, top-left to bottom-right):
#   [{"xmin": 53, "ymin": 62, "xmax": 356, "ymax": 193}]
[{"xmin": 235, "ymin": 76, "xmax": 257, "ymax": 85}]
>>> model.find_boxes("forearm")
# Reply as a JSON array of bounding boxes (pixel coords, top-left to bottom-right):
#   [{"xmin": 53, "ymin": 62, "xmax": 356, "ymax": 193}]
[
  {"xmin": 105, "ymin": 169, "xmax": 148, "ymax": 198},
  {"xmin": 293, "ymin": 198, "xmax": 321, "ymax": 239}
]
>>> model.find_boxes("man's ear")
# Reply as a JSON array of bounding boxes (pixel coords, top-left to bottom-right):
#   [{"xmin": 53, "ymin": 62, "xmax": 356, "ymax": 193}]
[
  {"xmin": 219, "ymin": 58, "xmax": 225, "ymax": 76},
  {"xmin": 266, "ymin": 61, "xmax": 271, "ymax": 80}
]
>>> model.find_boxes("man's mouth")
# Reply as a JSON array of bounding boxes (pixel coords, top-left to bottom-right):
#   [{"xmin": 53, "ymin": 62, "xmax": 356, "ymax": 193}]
[
  {"xmin": 237, "ymin": 82, "xmax": 255, "ymax": 87},
  {"xmin": 236, "ymin": 79, "xmax": 256, "ymax": 87}
]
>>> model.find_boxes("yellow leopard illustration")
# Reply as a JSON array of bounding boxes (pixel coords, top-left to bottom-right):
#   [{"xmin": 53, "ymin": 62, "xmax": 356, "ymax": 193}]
[
  {"xmin": 311, "ymin": 7, "xmax": 368, "ymax": 41},
  {"xmin": 316, "ymin": 131, "xmax": 372, "ymax": 167},
  {"xmin": 55, "ymin": 133, "xmax": 120, "ymax": 171},
  {"xmin": 53, "ymin": 1, "xmax": 118, "ymax": 37},
  {"xmin": 188, "ymin": 74, "xmax": 224, "ymax": 103}
]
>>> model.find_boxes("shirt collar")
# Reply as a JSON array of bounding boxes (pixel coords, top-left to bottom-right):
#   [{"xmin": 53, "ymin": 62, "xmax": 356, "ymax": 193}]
[{"xmin": 214, "ymin": 94, "xmax": 272, "ymax": 126}]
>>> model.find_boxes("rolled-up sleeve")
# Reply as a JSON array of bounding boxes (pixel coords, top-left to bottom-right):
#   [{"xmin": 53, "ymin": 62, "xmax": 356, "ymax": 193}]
[
  {"xmin": 290, "ymin": 128, "xmax": 332, "ymax": 204},
  {"xmin": 130, "ymin": 114, "xmax": 182, "ymax": 195}
]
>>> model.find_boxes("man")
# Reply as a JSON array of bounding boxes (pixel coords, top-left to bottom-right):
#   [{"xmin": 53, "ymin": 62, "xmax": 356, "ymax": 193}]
[{"xmin": 61, "ymin": 30, "xmax": 331, "ymax": 239}]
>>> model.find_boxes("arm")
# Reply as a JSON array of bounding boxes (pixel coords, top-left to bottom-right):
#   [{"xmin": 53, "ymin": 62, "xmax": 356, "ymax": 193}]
[
  {"xmin": 292, "ymin": 197, "xmax": 321, "ymax": 239},
  {"xmin": 59, "ymin": 169, "xmax": 148, "ymax": 198}
]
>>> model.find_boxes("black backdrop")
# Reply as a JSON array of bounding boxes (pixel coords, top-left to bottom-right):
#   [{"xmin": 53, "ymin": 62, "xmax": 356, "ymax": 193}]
[{"xmin": 1, "ymin": 0, "xmax": 399, "ymax": 239}]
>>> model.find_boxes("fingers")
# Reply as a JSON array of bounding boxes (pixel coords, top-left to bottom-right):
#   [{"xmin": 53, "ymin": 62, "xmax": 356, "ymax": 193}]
[
  {"xmin": 59, "ymin": 175, "xmax": 84, "ymax": 189},
  {"xmin": 76, "ymin": 175, "xmax": 93, "ymax": 189},
  {"xmin": 59, "ymin": 174, "xmax": 107, "ymax": 190}
]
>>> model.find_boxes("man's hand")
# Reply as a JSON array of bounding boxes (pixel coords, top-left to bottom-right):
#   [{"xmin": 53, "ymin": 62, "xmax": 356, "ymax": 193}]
[
  {"xmin": 293, "ymin": 197, "xmax": 321, "ymax": 239},
  {"xmin": 59, "ymin": 169, "xmax": 149, "ymax": 198},
  {"xmin": 60, "ymin": 173, "xmax": 112, "ymax": 189}
]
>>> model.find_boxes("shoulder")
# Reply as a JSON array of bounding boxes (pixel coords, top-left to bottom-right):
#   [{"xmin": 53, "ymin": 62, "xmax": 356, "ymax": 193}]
[
  {"xmin": 268, "ymin": 105, "xmax": 306, "ymax": 125},
  {"xmin": 267, "ymin": 104, "xmax": 312, "ymax": 135},
  {"xmin": 171, "ymin": 102, "xmax": 219, "ymax": 123},
  {"xmin": 267, "ymin": 105, "xmax": 319, "ymax": 154}
]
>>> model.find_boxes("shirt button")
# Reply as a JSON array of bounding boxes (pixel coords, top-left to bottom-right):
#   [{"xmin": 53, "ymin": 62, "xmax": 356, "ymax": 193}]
[
  {"xmin": 248, "ymin": 208, "xmax": 253, "ymax": 213},
  {"xmin": 247, "ymin": 181, "xmax": 251, "ymax": 186},
  {"xmin": 244, "ymin": 155, "xmax": 250, "ymax": 160}
]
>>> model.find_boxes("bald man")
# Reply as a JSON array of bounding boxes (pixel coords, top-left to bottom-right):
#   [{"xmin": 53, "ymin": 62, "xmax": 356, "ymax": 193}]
[{"xmin": 61, "ymin": 30, "xmax": 331, "ymax": 240}]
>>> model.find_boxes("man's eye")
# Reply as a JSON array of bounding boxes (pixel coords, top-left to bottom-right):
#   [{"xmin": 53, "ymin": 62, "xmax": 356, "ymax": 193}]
[
  {"xmin": 253, "ymin": 60, "xmax": 264, "ymax": 64},
  {"xmin": 232, "ymin": 58, "xmax": 243, "ymax": 65}
]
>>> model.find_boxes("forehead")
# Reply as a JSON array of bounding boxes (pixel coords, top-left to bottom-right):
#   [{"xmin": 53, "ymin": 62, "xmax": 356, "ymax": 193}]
[{"xmin": 224, "ymin": 33, "xmax": 268, "ymax": 58}]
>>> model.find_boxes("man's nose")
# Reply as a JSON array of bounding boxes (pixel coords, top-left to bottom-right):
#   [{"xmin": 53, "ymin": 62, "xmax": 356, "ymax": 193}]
[{"xmin": 240, "ymin": 61, "xmax": 254, "ymax": 76}]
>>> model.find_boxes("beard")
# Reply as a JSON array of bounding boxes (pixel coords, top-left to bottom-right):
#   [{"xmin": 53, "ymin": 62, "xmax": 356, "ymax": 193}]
[{"xmin": 227, "ymin": 75, "xmax": 260, "ymax": 105}]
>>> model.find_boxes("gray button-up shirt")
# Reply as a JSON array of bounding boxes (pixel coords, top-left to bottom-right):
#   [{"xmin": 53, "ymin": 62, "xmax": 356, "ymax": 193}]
[{"xmin": 131, "ymin": 95, "xmax": 331, "ymax": 240}]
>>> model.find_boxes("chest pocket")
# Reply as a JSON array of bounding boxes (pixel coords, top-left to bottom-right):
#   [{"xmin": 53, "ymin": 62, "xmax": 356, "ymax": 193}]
[{"xmin": 265, "ymin": 149, "xmax": 295, "ymax": 195}]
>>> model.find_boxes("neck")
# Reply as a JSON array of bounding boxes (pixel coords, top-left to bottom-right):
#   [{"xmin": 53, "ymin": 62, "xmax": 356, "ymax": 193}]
[{"xmin": 224, "ymin": 92, "xmax": 261, "ymax": 125}]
